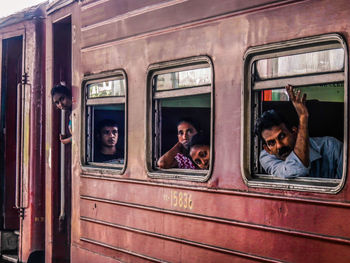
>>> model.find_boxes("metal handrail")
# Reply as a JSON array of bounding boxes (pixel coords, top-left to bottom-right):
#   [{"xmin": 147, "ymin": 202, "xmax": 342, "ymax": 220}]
[
  {"xmin": 15, "ymin": 83, "xmax": 22, "ymax": 209},
  {"xmin": 59, "ymin": 110, "xmax": 66, "ymax": 228}
]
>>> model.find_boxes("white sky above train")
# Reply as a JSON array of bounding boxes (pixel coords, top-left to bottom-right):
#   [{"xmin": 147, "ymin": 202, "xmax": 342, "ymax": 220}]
[{"xmin": 0, "ymin": 0, "xmax": 46, "ymax": 18}]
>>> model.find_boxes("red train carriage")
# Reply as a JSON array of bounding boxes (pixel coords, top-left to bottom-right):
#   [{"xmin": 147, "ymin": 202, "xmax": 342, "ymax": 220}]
[
  {"xmin": 43, "ymin": 0, "xmax": 348, "ymax": 262},
  {"xmin": 0, "ymin": 3, "xmax": 46, "ymax": 263},
  {"xmin": 0, "ymin": 0, "xmax": 346, "ymax": 262}
]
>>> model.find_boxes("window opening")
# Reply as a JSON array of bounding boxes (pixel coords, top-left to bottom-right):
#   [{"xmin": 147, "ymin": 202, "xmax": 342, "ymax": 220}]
[
  {"xmin": 84, "ymin": 74, "xmax": 127, "ymax": 169},
  {"xmin": 148, "ymin": 57, "xmax": 213, "ymax": 180},
  {"xmin": 244, "ymin": 34, "xmax": 347, "ymax": 192}
]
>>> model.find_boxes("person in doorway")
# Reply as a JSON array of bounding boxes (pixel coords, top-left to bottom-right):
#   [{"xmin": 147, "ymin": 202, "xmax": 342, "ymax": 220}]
[
  {"xmin": 254, "ymin": 85, "xmax": 343, "ymax": 179},
  {"xmin": 157, "ymin": 118, "xmax": 199, "ymax": 169},
  {"xmin": 95, "ymin": 119, "xmax": 124, "ymax": 164},
  {"xmin": 51, "ymin": 83, "xmax": 72, "ymax": 144}
]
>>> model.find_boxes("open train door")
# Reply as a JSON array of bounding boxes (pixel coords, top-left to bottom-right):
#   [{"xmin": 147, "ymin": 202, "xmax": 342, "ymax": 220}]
[
  {"xmin": 0, "ymin": 34, "xmax": 22, "ymax": 262},
  {"xmin": 0, "ymin": 4, "xmax": 46, "ymax": 263}
]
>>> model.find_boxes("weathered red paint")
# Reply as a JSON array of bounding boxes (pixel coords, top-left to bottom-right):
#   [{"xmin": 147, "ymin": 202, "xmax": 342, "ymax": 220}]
[
  {"xmin": 68, "ymin": 0, "xmax": 350, "ymax": 262},
  {"xmin": 45, "ymin": 4, "xmax": 73, "ymax": 263},
  {"xmin": 0, "ymin": 3, "xmax": 46, "ymax": 262},
  {"xmin": 2, "ymin": 0, "xmax": 348, "ymax": 262}
]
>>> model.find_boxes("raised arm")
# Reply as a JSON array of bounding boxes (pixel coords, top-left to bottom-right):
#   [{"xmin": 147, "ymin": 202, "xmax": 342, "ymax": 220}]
[{"xmin": 286, "ymin": 84, "xmax": 309, "ymax": 167}]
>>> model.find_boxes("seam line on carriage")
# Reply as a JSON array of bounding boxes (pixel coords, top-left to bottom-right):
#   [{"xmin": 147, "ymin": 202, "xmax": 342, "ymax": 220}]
[
  {"xmin": 79, "ymin": 195, "xmax": 350, "ymax": 245},
  {"xmin": 79, "ymin": 237, "xmax": 167, "ymax": 263},
  {"xmin": 47, "ymin": 0, "xmax": 74, "ymax": 15},
  {"xmin": 81, "ymin": 0, "xmax": 298, "ymax": 31},
  {"xmin": 80, "ymin": 0, "xmax": 305, "ymax": 52},
  {"xmin": 71, "ymin": 243, "xmax": 130, "ymax": 263},
  {"xmin": 80, "ymin": 174, "xmax": 350, "ymax": 209},
  {"xmin": 81, "ymin": 0, "xmax": 188, "ymax": 23},
  {"xmin": 80, "ymin": 219, "xmax": 283, "ymax": 263},
  {"xmin": 80, "ymin": 0, "xmax": 111, "ymax": 10}
]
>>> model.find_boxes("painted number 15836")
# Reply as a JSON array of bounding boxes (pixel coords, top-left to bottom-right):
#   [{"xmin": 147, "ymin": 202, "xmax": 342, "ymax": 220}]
[{"xmin": 168, "ymin": 191, "xmax": 193, "ymax": 210}]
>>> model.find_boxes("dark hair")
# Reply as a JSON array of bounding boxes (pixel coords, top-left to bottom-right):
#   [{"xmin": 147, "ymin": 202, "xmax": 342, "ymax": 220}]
[
  {"xmin": 189, "ymin": 132, "xmax": 210, "ymax": 150},
  {"xmin": 51, "ymin": 84, "xmax": 71, "ymax": 98},
  {"xmin": 177, "ymin": 117, "xmax": 201, "ymax": 132},
  {"xmin": 96, "ymin": 119, "xmax": 118, "ymax": 134},
  {"xmin": 254, "ymin": 110, "xmax": 292, "ymax": 141}
]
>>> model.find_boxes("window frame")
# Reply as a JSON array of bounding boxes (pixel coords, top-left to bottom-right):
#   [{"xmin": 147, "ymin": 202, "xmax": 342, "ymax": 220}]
[
  {"xmin": 146, "ymin": 56, "xmax": 214, "ymax": 182},
  {"xmin": 242, "ymin": 33, "xmax": 348, "ymax": 193},
  {"xmin": 81, "ymin": 70, "xmax": 128, "ymax": 175}
]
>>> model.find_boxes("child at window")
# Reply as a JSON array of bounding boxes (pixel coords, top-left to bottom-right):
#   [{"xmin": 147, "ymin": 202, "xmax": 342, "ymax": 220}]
[
  {"xmin": 94, "ymin": 119, "xmax": 124, "ymax": 164},
  {"xmin": 51, "ymin": 83, "xmax": 72, "ymax": 144},
  {"xmin": 189, "ymin": 133, "xmax": 210, "ymax": 170}
]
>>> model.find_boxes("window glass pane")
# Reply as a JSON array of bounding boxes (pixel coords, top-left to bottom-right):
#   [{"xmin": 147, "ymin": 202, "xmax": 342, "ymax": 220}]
[
  {"xmin": 161, "ymin": 94, "xmax": 211, "ymax": 107},
  {"xmin": 261, "ymin": 83, "xmax": 344, "ymax": 102},
  {"xmin": 88, "ymin": 79, "xmax": 125, "ymax": 98},
  {"xmin": 256, "ymin": 48, "xmax": 344, "ymax": 79},
  {"xmin": 156, "ymin": 67, "xmax": 211, "ymax": 91}
]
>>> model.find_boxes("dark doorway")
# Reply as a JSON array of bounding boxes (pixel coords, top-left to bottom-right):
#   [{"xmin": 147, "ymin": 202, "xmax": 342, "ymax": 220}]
[
  {"xmin": 0, "ymin": 36, "xmax": 23, "ymax": 230},
  {"xmin": 52, "ymin": 16, "xmax": 72, "ymax": 263}
]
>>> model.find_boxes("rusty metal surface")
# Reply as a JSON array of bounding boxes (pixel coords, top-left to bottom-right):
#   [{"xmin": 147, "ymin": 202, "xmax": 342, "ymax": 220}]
[
  {"xmin": 65, "ymin": 0, "xmax": 350, "ymax": 262},
  {"xmin": 80, "ymin": 0, "xmax": 166, "ymax": 27},
  {"xmin": 23, "ymin": 17, "xmax": 46, "ymax": 262},
  {"xmin": 80, "ymin": 0, "xmax": 298, "ymax": 49},
  {"xmin": 44, "ymin": 11, "xmax": 55, "ymax": 263},
  {"xmin": 71, "ymin": 242, "xmax": 157, "ymax": 263},
  {"xmin": 45, "ymin": 5, "xmax": 74, "ymax": 263},
  {"xmin": 47, "ymin": 0, "xmax": 74, "ymax": 15},
  {"xmin": 45, "ymin": 3, "xmax": 78, "ymax": 263},
  {"xmin": 0, "ymin": 2, "xmax": 47, "ymax": 29},
  {"xmin": 79, "ymin": 177, "xmax": 350, "ymax": 241},
  {"xmin": 0, "ymin": 12, "xmax": 46, "ymax": 263}
]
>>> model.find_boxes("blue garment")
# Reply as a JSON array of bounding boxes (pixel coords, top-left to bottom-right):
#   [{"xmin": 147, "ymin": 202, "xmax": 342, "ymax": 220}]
[
  {"xmin": 68, "ymin": 115, "xmax": 72, "ymax": 134},
  {"xmin": 259, "ymin": 137, "xmax": 343, "ymax": 179}
]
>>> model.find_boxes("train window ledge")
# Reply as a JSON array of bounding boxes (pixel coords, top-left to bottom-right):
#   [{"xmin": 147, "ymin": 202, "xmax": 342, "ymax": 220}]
[
  {"xmin": 85, "ymin": 162, "xmax": 124, "ymax": 170},
  {"xmin": 242, "ymin": 33, "xmax": 348, "ymax": 194},
  {"xmin": 247, "ymin": 176, "xmax": 342, "ymax": 193},
  {"xmin": 147, "ymin": 169, "xmax": 211, "ymax": 182}
]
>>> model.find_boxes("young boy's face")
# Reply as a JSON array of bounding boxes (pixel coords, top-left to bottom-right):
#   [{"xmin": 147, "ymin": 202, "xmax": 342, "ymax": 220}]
[
  {"xmin": 100, "ymin": 126, "xmax": 118, "ymax": 147},
  {"xmin": 52, "ymin": 93, "xmax": 72, "ymax": 111},
  {"xmin": 190, "ymin": 145, "xmax": 210, "ymax": 169}
]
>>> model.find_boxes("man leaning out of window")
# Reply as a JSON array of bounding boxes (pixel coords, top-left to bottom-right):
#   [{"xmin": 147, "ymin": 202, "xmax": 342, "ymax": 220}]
[{"xmin": 254, "ymin": 85, "xmax": 343, "ymax": 179}]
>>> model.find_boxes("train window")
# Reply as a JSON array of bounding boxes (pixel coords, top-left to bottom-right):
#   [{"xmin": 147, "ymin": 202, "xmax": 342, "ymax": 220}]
[
  {"xmin": 243, "ymin": 34, "xmax": 347, "ymax": 193},
  {"xmin": 147, "ymin": 56, "xmax": 214, "ymax": 181},
  {"xmin": 82, "ymin": 71, "xmax": 127, "ymax": 171}
]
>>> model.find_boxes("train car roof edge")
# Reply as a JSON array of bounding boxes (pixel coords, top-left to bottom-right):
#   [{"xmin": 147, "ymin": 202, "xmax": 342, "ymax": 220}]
[{"xmin": 0, "ymin": 1, "xmax": 48, "ymax": 29}]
